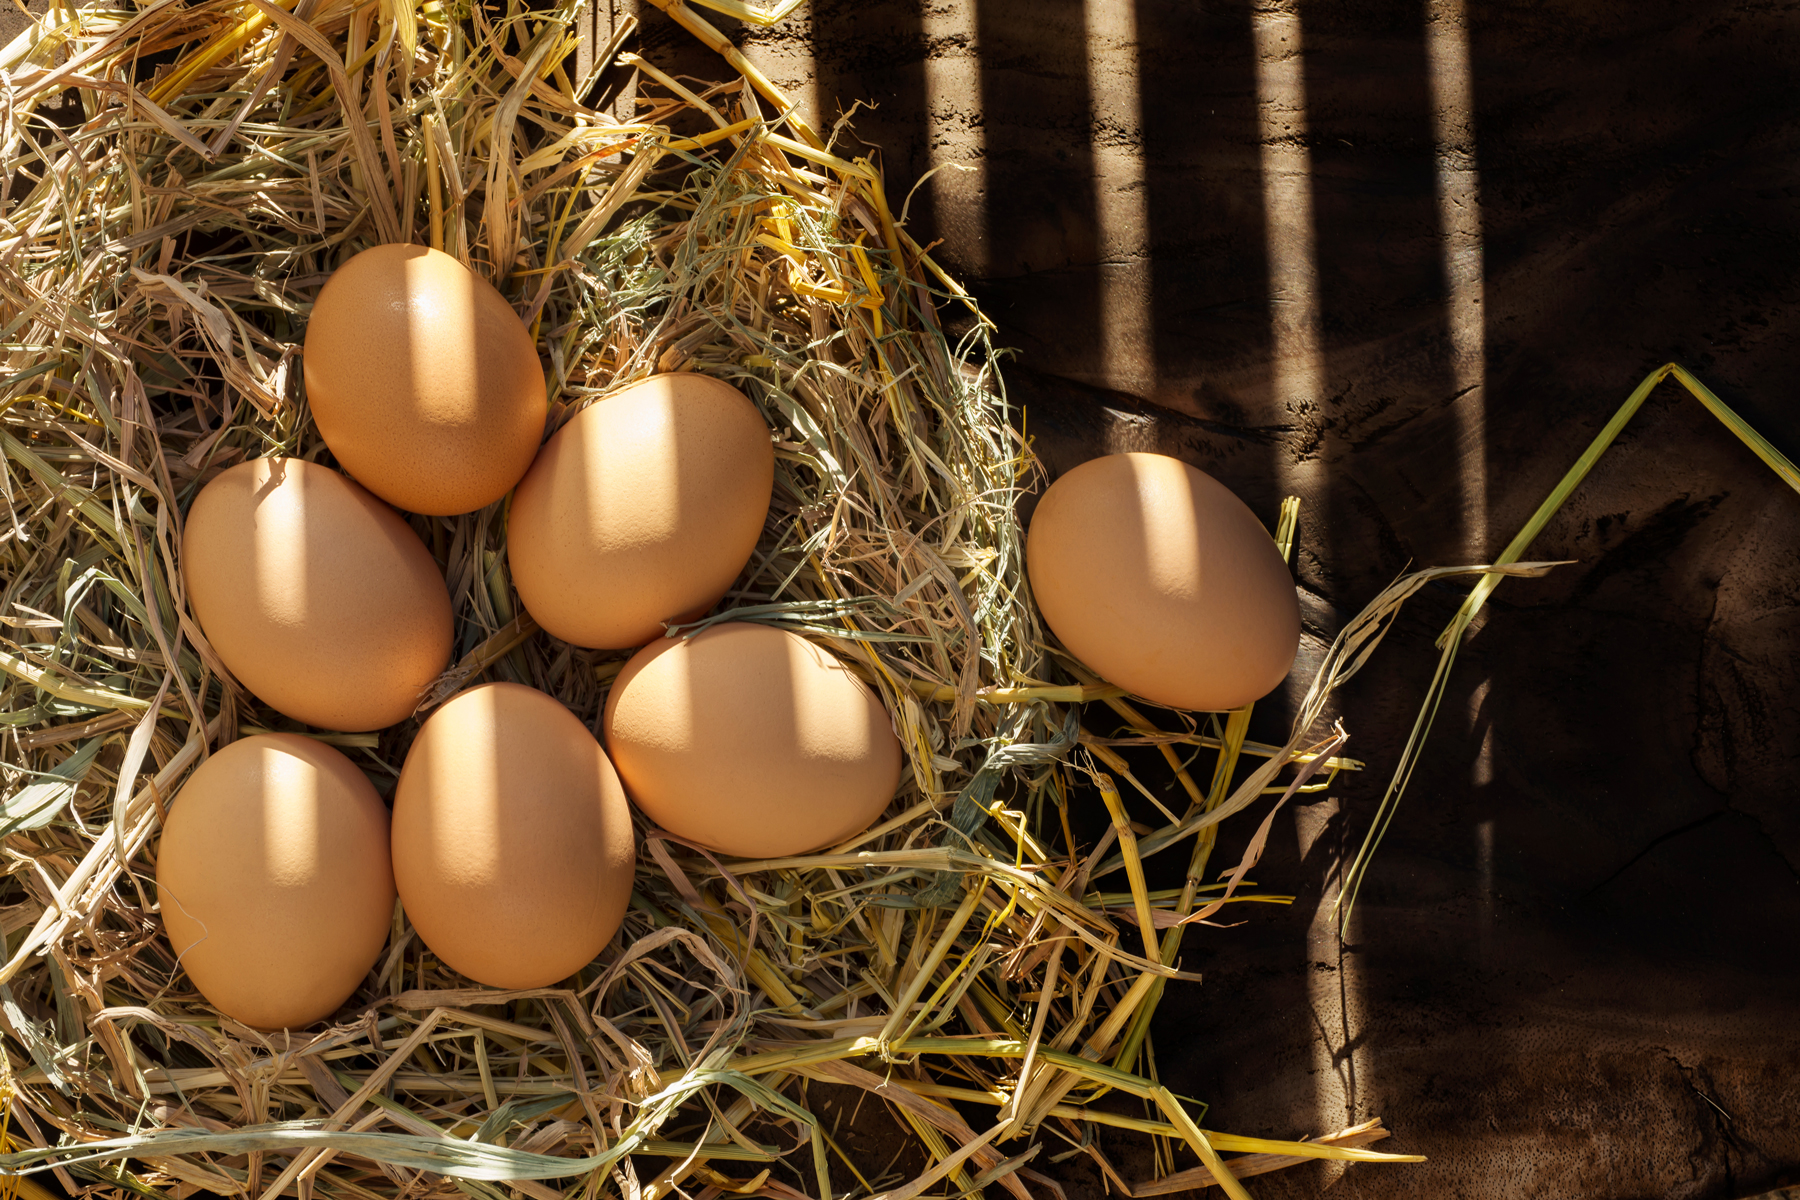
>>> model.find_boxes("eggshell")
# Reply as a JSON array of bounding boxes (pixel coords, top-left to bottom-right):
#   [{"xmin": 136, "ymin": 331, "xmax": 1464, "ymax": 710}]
[
  {"xmin": 392, "ymin": 682, "xmax": 636, "ymax": 989},
  {"xmin": 303, "ymin": 244, "xmax": 546, "ymax": 515},
  {"xmin": 183, "ymin": 458, "xmax": 453, "ymax": 731},
  {"xmin": 603, "ymin": 623, "xmax": 903, "ymax": 859},
  {"xmin": 507, "ymin": 373, "xmax": 774, "ymax": 649},
  {"xmin": 157, "ymin": 734, "xmax": 395, "ymax": 1030},
  {"xmin": 1025, "ymin": 452, "xmax": 1300, "ymax": 711}
]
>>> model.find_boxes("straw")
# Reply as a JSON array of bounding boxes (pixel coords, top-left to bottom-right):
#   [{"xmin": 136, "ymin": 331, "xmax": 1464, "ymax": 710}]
[
  {"xmin": 1335, "ymin": 362, "xmax": 1800, "ymax": 931},
  {"xmin": 0, "ymin": 1, "xmax": 1439, "ymax": 1196}
]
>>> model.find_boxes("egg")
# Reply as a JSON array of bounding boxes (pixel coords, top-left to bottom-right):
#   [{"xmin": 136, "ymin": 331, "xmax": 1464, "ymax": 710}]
[
  {"xmin": 603, "ymin": 623, "xmax": 903, "ymax": 859},
  {"xmin": 183, "ymin": 458, "xmax": 454, "ymax": 731},
  {"xmin": 157, "ymin": 734, "xmax": 395, "ymax": 1029},
  {"xmin": 1025, "ymin": 452, "xmax": 1300, "ymax": 711},
  {"xmin": 507, "ymin": 373, "xmax": 774, "ymax": 649},
  {"xmin": 303, "ymin": 244, "xmax": 546, "ymax": 515},
  {"xmin": 392, "ymin": 682, "xmax": 635, "ymax": 989}
]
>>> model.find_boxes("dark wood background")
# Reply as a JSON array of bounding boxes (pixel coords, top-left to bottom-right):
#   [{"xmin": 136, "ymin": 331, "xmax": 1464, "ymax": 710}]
[{"xmin": 632, "ymin": 1, "xmax": 1800, "ymax": 1196}]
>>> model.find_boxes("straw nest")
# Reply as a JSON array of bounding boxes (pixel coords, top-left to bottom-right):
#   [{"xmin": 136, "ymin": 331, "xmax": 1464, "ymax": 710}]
[{"xmin": 0, "ymin": 0, "xmax": 1518, "ymax": 1196}]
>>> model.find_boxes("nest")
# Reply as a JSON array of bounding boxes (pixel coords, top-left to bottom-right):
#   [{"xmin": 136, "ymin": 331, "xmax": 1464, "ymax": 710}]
[{"xmin": 0, "ymin": 0, "xmax": 1480, "ymax": 1197}]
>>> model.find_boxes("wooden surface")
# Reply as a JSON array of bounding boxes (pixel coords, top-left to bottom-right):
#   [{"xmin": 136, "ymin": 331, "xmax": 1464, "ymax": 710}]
[{"xmin": 620, "ymin": 1, "xmax": 1800, "ymax": 1196}]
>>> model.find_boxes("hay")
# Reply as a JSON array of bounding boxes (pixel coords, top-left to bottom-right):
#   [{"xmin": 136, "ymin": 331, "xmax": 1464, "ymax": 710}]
[
  {"xmin": 0, "ymin": 0, "xmax": 1451, "ymax": 1196},
  {"xmin": 1334, "ymin": 362, "xmax": 1800, "ymax": 933}
]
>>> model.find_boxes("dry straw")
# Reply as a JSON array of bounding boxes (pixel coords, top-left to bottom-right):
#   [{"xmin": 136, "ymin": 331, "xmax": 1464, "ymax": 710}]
[
  {"xmin": 0, "ymin": 0, "xmax": 1492, "ymax": 1196},
  {"xmin": 1333, "ymin": 362, "xmax": 1800, "ymax": 933}
]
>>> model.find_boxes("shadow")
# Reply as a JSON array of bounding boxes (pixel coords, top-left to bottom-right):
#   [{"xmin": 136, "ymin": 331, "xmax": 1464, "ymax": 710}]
[
  {"xmin": 806, "ymin": 0, "xmax": 934, "ymax": 235},
  {"xmin": 1292, "ymin": 0, "xmax": 1474, "ymax": 593},
  {"xmin": 1468, "ymin": 675, "xmax": 1495, "ymax": 969},
  {"xmin": 1134, "ymin": 0, "xmax": 1275, "ymax": 419},
  {"xmin": 1280, "ymin": 22, "xmax": 1465, "ymax": 1146},
  {"xmin": 962, "ymin": 0, "xmax": 1100, "ymax": 374}
]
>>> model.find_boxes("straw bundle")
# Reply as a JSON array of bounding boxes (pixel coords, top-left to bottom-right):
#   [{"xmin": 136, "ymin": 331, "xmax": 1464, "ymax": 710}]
[{"xmin": 0, "ymin": 0, "xmax": 1463, "ymax": 1196}]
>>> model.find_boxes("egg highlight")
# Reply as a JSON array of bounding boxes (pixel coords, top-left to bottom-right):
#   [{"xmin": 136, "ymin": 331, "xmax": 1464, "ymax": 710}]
[
  {"xmin": 182, "ymin": 457, "xmax": 453, "ymax": 731},
  {"xmin": 603, "ymin": 623, "xmax": 903, "ymax": 859},
  {"xmin": 303, "ymin": 243, "xmax": 546, "ymax": 515},
  {"xmin": 1025, "ymin": 452, "xmax": 1300, "ymax": 711},
  {"xmin": 392, "ymin": 682, "xmax": 636, "ymax": 989},
  {"xmin": 157, "ymin": 734, "xmax": 395, "ymax": 1030},
  {"xmin": 507, "ymin": 373, "xmax": 774, "ymax": 649}
]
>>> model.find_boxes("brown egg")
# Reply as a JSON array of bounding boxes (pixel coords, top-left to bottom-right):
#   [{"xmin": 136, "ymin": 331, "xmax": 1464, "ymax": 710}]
[
  {"xmin": 392, "ymin": 682, "xmax": 636, "ymax": 989},
  {"xmin": 1025, "ymin": 452, "xmax": 1300, "ymax": 711},
  {"xmin": 157, "ymin": 734, "xmax": 395, "ymax": 1029},
  {"xmin": 303, "ymin": 244, "xmax": 546, "ymax": 515},
  {"xmin": 183, "ymin": 458, "xmax": 453, "ymax": 731},
  {"xmin": 603, "ymin": 623, "xmax": 903, "ymax": 859},
  {"xmin": 507, "ymin": 373, "xmax": 774, "ymax": 649}
]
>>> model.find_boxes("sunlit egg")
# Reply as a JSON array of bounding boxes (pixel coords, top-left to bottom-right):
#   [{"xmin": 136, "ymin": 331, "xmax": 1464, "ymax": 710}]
[
  {"xmin": 507, "ymin": 373, "xmax": 774, "ymax": 649},
  {"xmin": 603, "ymin": 623, "xmax": 903, "ymax": 859},
  {"xmin": 182, "ymin": 457, "xmax": 453, "ymax": 731},
  {"xmin": 391, "ymin": 682, "xmax": 636, "ymax": 989},
  {"xmin": 157, "ymin": 733, "xmax": 394, "ymax": 1030},
  {"xmin": 1025, "ymin": 452, "xmax": 1300, "ymax": 711},
  {"xmin": 303, "ymin": 244, "xmax": 546, "ymax": 516}
]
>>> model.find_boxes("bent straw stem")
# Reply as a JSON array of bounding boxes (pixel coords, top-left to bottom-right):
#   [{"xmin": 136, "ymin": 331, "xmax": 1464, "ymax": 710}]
[{"xmin": 1339, "ymin": 363, "xmax": 1800, "ymax": 932}]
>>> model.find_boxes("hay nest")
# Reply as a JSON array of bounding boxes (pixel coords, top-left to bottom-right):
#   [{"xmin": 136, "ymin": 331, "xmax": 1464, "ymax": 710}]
[{"xmin": 0, "ymin": 0, "xmax": 1465, "ymax": 1196}]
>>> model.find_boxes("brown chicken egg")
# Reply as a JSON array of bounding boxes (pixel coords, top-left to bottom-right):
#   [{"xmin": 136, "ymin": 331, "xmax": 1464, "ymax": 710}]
[
  {"xmin": 157, "ymin": 733, "xmax": 395, "ymax": 1030},
  {"xmin": 303, "ymin": 244, "xmax": 546, "ymax": 515},
  {"xmin": 603, "ymin": 623, "xmax": 903, "ymax": 859},
  {"xmin": 507, "ymin": 373, "xmax": 774, "ymax": 649},
  {"xmin": 392, "ymin": 682, "xmax": 636, "ymax": 989},
  {"xmin": 1025, "ymin": 452, "xmax": 1300, "ymax": 711},
  {"xmin": 183, "ymin": 458, "xmax": 453, "ymax": 731}
]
